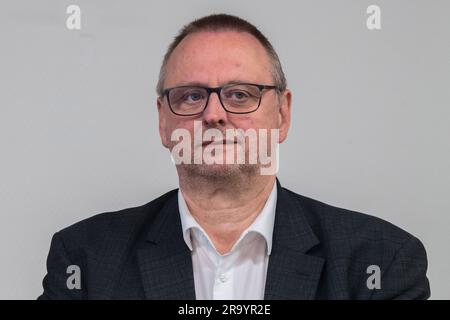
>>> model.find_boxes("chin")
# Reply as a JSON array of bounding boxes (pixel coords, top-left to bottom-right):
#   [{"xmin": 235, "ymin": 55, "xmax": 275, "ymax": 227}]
[{"xmin": 178, "ymin": 163, "xmax": 259, "ymax": 179}]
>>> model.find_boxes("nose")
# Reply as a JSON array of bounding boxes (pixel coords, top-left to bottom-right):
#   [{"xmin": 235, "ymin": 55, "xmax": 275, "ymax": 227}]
[{"xmin": 202, "ymin": 92, "xmax": 227, "ymax": 127}]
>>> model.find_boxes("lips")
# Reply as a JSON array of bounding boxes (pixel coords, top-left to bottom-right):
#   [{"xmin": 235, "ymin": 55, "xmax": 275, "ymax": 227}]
[{"xmin": 202, "ymin": 139, "xmax": 237, "ymax": 147}]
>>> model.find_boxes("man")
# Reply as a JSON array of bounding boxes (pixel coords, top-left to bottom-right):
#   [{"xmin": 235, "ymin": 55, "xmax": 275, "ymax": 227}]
[{"xmin": 39, "ymin": 14, "xmax": 430, "ymax": 300}]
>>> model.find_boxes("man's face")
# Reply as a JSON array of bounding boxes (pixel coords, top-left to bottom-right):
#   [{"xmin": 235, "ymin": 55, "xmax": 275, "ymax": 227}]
[{"xmin": 157, "ymin": 30, "xmax": 291, "ymax": 177}]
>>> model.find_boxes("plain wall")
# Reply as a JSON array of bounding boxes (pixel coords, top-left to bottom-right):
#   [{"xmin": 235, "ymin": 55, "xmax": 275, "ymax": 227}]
[{"xmin": 0, "ymin": 0, "xmax": 449, "ymax": 299}]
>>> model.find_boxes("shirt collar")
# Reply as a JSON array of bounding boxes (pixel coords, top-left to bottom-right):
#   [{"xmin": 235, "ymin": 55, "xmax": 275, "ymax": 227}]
[{"xmin": 178, "ymin": 180, "xmax": 277, "ymax": 255}]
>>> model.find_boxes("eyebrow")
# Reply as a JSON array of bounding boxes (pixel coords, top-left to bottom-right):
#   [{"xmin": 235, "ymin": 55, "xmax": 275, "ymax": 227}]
[{"xmin": 171, "ymin": 79, "xmax": 256, "ymax": 88}]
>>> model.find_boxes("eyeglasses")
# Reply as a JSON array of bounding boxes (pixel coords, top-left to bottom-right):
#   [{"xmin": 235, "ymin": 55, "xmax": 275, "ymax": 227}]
[{"xmin": 162, "ymin": 83, "xmax": 279, "ymax": 116}]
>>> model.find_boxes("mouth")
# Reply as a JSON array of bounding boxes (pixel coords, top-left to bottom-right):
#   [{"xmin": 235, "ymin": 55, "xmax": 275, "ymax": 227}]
[{"xmin": 201, "ymin": 139, "xmax": 238, "ymax": 147}]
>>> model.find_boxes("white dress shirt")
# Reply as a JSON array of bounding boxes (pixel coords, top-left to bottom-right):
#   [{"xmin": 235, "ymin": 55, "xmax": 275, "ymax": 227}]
[{"xmin": 178, "ymin": 181, "xmax": 277, "ymax": 300}]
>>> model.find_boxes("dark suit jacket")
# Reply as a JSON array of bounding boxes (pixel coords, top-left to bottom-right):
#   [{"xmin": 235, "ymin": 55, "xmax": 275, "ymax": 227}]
[{"xmin": 38, "ymin": 179, "xmax": 430, "ymax": 299}]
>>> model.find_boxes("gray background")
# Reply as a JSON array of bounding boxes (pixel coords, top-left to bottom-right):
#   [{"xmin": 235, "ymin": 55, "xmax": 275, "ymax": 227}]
[{"xmin": 0, "ymin": 0, "xmax": 449, "ymax": 299}]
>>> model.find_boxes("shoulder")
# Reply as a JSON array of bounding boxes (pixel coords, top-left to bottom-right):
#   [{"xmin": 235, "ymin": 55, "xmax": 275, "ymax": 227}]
[
  {"xmin": 54, "ymin": 189, "xmax": 178, "ymax": 252},
  {"xmin": 282, "ymin": 186, "xmax": 421, "ymax": 252},
  {"xmin": 281, "ymin": 187, "xmax": 429, "ymax": 299}
]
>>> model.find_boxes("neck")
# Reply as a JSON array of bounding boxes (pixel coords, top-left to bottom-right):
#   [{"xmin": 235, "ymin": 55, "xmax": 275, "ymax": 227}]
[{"xmin": 178, "ymin": 170, "xmax": 276, "ymax": 254}]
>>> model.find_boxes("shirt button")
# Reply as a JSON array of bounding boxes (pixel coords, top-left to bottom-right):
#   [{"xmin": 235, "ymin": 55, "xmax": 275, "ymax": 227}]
[{"xmin": 218, "ymin": 273, "xmax": 228, "ymax": 283}]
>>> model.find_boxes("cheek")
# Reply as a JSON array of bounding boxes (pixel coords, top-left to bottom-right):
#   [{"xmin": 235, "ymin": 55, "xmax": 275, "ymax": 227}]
[
  {"xmin": 165, "ymin": 115, "xmax": 187, "ymax": 131},
  {"xmin": 230, "ymin": 115, "xmax": 279, "ymax": 133},
  {"xmin": 245, "ymin": 114, "xmax": 278, "ymax": 130},
  {"xmin": 164, "ymin": 119, "xmax": 196, "ymax": 146},
  {"xmin": 229, "ymin": 115, "xmax": 257, "ymax": 131}
]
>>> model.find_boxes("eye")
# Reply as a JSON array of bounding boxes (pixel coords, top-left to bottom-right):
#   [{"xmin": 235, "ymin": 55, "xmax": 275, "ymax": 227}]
[
  {"xmin": 183, "ymin": 91, "xmax": 205, "ymax": 103},
  {"xmin": 227, "ymin": 90, "xmax": 250, "ymax": 100},
  {"xmin": 233, "ymin": 91, "xmax": 248, "ymax": 99}
]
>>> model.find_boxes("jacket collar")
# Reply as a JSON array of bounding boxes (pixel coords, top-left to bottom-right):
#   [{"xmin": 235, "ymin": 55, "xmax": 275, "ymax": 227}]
[
  {"xmin": 137, "ymin": 188, "xmax": 195, "ymax": 299},
  {"xmin": 263, "ymin": 178, "xmax": 324, "ymax": 299},
  {"xmin": 177, "ymin": 180, "xmax": 277, "ymax": 255},
  {"xmin": 137, "ymin": 178, "xmax": 324, "ymax": 300}
]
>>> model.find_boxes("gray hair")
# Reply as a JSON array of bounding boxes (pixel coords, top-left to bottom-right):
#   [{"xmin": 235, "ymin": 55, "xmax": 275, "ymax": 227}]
[{"xmin": 156, "ymin": 13, "xmax": 287, "ymax": 97}]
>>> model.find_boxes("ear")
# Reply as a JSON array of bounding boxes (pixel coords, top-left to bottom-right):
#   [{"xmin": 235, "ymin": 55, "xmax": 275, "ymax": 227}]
[
  {"xmin": 277, "ymin": 89, "xmax": 292, "ymax": 144},
  {"xmin": 157, "ymin": 96, "xmax": 170, "ymax": 148}
]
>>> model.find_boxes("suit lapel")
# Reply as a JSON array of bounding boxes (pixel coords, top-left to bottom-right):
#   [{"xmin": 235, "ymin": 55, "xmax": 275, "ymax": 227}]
[
  {"xmin": 136, "ymin": 179, "xmax": 324, "ymax": 300},
  {"xmin": 137, "ymin": 190, "xmax": 196, "ymax": 299},
  {"xmin": 264, "ymin": 179, "xmax": 325, "ymax": 300}
]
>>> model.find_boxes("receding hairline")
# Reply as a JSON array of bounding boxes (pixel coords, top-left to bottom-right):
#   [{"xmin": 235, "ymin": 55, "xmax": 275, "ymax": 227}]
[
  {"xmin": 170, "ymin": 28, "xmax": 271, "ymax": 56},
  {"xmin": 163, "ymin": 29, "xmax": 274, "ymax": 82},
  {"xmin": 156, "ymin": 14, "xmax": 287, "ymax": 97}
]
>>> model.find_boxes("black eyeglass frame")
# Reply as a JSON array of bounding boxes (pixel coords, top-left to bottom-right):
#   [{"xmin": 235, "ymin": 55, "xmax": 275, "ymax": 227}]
[{"xmin": 162, "ymin": 83, "xmax": 280, "ymax": 116}]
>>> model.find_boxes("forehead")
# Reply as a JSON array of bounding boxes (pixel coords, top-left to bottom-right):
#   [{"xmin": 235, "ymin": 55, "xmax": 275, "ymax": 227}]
[{"xmin": 164, "ymin": 30, "xmax": 273, "ymax": 87}]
